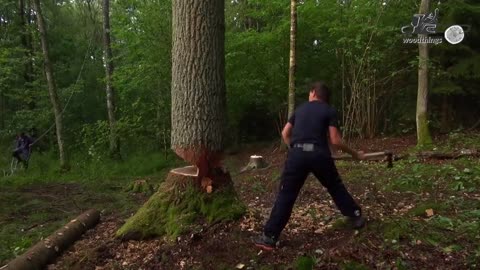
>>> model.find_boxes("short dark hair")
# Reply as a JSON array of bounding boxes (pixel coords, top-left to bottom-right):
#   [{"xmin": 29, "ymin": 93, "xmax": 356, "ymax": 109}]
[{"xmin": 309, "ymin": 81, "xmax": 330, "ymax": 103}]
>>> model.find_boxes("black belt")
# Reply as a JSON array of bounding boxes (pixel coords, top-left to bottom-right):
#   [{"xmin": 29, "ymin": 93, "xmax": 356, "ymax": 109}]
[{"xmin": 292, "ymin": 143, "xmax": 318, "ymax": 152}]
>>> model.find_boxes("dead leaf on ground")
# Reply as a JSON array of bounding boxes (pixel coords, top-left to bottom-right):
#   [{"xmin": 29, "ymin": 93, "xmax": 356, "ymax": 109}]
[{"xmin": 236, "ymin": 263, "xmax": 245, "ymax": 269}]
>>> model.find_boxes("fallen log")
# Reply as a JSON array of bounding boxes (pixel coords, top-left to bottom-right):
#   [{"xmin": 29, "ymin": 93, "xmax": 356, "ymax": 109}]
[
  {"xmin": 333, "ymin": 151, "xmax": 394, "ymax": 168},
  {"xmin": 417, "ymin": 149, "xmax": 479, "ymax": 159},
  {"xmin": 2, "ymin": 209, "xmax": 100, "ymax": 270}
]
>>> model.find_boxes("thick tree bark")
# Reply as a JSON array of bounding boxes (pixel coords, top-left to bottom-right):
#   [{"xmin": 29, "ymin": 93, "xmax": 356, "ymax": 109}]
[
  {"xmin": 287, "ymin": 0, "xmax": 297, "ymax": 118},
  {"xmin": 416, "ymin": 0, "xmax": 433, "ymax": 147},
  {"xmin": 32, "ymin": 0, "xmax": 67, "ymax": 169},
  {"xmin": 171, "ymin": 0, "xmax": 227, "ymax": 184},
  {"xmin": 118, "ymin": 0, "xmax": 241, "ymax": 241},
  {"xmin": 102, "ymin": 0, "xmax": 120, "ymax": 158}
]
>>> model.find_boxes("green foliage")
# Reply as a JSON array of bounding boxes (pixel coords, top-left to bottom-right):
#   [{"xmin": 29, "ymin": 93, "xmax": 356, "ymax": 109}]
[
  {"xmin": 382, "ymin": 219, "xmax": 412, "ymax": 243},
  {"xmin": 1, "ymin": 0, "xmax": 479, "ymax": 169},
  {"xmin": 340, "ymin": 261, "xmax": 370, "ymax": 270},
  {"xmin": 294, "ymin": 255, "xmax": 315, "ymax": 270},
  {"xmin": 409, "ymin": 201, "xmax": 448, "ymax": 217}
]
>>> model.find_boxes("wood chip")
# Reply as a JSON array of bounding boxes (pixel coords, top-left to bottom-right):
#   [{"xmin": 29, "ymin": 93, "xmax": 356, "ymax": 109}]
[
  {"xmin": 425, "ymin": 209, "xmax": 434, "ymax": 217},
  {"xmin": 236, "ymin": 263, "xmax": 245, "ymax": 269}
]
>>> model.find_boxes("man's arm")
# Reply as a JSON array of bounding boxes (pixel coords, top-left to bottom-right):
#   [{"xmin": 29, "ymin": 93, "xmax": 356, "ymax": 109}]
[
  {"xmin": 281, "ymin": 123, "xmax": 293, "ymax": 146},
  {"xmin": 328, "ymin": 126, "xmax": 364, "ymax": 160}
]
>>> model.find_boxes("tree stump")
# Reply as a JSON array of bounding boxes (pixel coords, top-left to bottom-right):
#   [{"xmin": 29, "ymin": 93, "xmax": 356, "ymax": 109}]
[
  {"xmin": 116, "ymin": 166, "xmax": 245, "ymax": 241},
  {"xmin": 240, "ymin": 155, "xmax": 268, "ymax": 173}
]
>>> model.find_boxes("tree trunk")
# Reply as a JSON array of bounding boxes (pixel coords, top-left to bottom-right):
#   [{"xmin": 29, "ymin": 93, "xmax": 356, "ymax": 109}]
[
  {"xmin": 287, "ymin": 0, "xmax": 297, "ymax": 118},
  {"xmin": 117, "ymin": 0, "xmax": 246, "ymax": 241},
  {"xmin": 0, "ymin": 91, "xmax": 4, "ymax": 130},
  {"xmin": 102, "ymin": 0, "xmax": 120, "ymax": 159},
  {"xmin": 416, "ymin": 0, "xmax": 433, "ymax": 147},
  {"xmin": 19, "ymin": 0, "xmax": 35, "ymax": 109},
  {"xmin": 32, "ymin": 0, "xmax": 68, "ymax": 169},
  {"xmin": 440, "ymin": 95, "xmax": 449, "ymax": 133},
  {"xmin": 171, "ymin": 0, "xmax": 227, "ymax": 185}
]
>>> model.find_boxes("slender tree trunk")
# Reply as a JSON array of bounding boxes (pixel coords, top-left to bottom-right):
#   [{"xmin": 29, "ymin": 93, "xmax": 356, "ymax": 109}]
[
  {"xmin": 19, "ymin": 0, "xmax": 28, "ymax": 79},
  {"xmin": 171, "ymin": 0, "xmax": 227, "ymax": 185},
  {"xmin": 440, "ymin": 95, "xmax": 450, "ymax": 133},
  {"xmin": 19, "ymin": 0, "xmax": 35, "ymax": 109},
  {"xmin": 156, "ymin": 80, "xmax": 163, "ymax": 150},
  {"xmin": 102, "ymin": 0, "xmax": 120, "ymax": 159},
  {"xmin": 287, "ymin": 0, "xmax": 297, "ymax": 118},
  {"xmin": 32, "ymin": 0, "xmax": 67, "ymax": 169},
  {"xmin": 416, "ymin": 0, "xmax": 433, "ymax": 147},
  {"xmin": 0, "ymin": 91, "xmax": 4, "ymax": 130}
]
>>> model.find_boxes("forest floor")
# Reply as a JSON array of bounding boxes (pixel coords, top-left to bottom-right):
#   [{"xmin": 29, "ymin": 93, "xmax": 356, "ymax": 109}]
[{"xmin": 1, "ymin": 133, "xmax": 480, "ymax": 269}]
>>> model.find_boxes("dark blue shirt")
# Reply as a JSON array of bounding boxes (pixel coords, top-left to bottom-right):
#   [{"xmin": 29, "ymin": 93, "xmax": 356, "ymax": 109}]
[{"xmin": 288, "ymin": 101, "xmax": 339, "ymax": 154}]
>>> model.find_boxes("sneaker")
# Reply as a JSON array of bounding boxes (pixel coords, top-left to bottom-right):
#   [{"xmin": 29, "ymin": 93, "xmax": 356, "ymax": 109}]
[
  {"xmin": 254, "ymin": 233, "xmax": 277, "ymax": 251},
  {"xmin": 348, "ymin": 216, "xmax": 366, "ymax": 229}
]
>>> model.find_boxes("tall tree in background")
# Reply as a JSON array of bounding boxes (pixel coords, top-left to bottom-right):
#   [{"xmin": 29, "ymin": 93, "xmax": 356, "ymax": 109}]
[
  {"xmin": 416, "ymin": 0, "xmax": 433, "ymax": 147},
  {"xmin": 287, "ymin": 0, "xmax": 297, "ymax": 118},
  {"xmin": 32, "ymin": 0, "xmax": 67, "ymax": 169},
  {"xmin": 19, "ymin": 0, "xmax": 35, "ymax": 111},
  {"xmin": 102, "ymin": 0, "xmax": 120, "ymax": 158}
]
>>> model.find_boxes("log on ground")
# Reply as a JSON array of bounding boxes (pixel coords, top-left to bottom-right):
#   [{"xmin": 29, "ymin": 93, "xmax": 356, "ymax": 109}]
[
  {"xmin": 3, "ymin": 209, "xmax": 100, "ymax": 270},
  {"xmin": 417, "ymin": 149, "xmax": 479, "ymax": 159}
]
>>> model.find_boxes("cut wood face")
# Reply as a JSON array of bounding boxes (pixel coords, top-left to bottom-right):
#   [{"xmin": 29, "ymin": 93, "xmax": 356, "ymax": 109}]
[{"xmin": 170, "ymin": 166, "xmax": 199, "ymax": 177}]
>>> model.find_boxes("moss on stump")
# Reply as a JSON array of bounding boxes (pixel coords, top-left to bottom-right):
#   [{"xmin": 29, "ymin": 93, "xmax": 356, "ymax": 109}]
[
  {"xmin": 124, "ymin": 179, "xmax": 155, "ymax": 195},
  {"xmin": 116, "ymin": 166, "xmax": 245, "ymax": 240}
]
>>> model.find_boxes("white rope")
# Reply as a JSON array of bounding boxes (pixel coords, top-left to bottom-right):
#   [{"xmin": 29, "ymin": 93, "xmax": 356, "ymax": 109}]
[
  {"xmin": 2, "ymin": 32, "xmax": 95, "ymax": 177},
  {"xmin": 30, "ymin": 33, "xmax": 95, "ymax": 146}
]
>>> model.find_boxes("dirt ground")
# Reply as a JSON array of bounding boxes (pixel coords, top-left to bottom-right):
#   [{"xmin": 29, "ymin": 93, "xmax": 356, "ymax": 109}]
[{"xmin": 6, "ymin": 135, "xmax": 480, "ymax": 269}]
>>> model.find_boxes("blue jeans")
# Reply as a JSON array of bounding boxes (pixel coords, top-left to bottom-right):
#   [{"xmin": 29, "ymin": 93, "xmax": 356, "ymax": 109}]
[{"xmin": 264, "ymin": 148, "xmax": 361, "ymax": 239}]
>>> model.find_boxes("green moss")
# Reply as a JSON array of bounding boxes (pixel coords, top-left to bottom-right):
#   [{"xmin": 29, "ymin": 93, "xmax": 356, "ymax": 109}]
[
  {"xmin": 340, "ymin": 261, "xmax": 370, "ymax": 270},
  {"xmin": 294, "ymin": 255, "xmax": 315, "ymax": 270},
  {"xmin": 124, "ymin": 180, "xmax": 154, "ymax": 195},
  {"xmin": 382, "ymin": 219, "xmax": 413, "ymax": 242},
  {"xmin": 409, "ymin": 201, "xmax": 448, "ymax": 217},
  {"xmin": 416, "ymin": 112, "xmax": 433, "ymax": 148},
  {"xmin": 116, "ymin": 179, "xmax": 246, "ymax": 240}
]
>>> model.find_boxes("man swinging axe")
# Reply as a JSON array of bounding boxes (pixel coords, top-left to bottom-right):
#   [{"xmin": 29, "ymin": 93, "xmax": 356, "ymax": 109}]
[{"xmin": 254, "ymin": 81, "xmax": 366, "ymax": 251}]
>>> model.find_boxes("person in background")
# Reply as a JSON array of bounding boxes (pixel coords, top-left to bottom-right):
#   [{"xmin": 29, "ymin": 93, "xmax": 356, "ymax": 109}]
[{"xmin": 12, "ymin": 132, "xmax": 33, "ymax": 169}]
